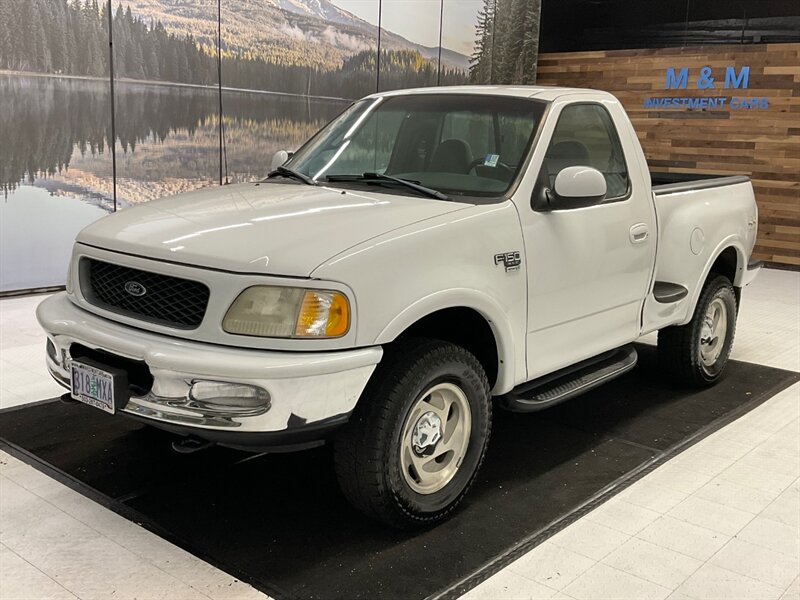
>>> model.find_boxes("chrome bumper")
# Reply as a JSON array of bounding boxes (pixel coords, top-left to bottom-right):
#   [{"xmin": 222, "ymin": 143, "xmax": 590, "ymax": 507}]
[{"xmin": 38, "ymin": 293, "xmax": 381, "ymax": 440}]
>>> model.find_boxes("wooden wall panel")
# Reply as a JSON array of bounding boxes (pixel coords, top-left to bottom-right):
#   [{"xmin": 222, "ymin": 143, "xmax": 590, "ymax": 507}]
[{"xmin": 537, "ymin": 44, "xmax": 800, "ymax": 266}]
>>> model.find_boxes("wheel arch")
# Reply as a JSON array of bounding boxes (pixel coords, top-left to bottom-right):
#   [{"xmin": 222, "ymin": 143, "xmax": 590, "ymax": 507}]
[
  {"xmin": 374, "ymin": 291, "xmax": 518, "ymax": 395},
  {"xmin": 683, "ymin": 238, "xmax": 746, "ymax": 325}
]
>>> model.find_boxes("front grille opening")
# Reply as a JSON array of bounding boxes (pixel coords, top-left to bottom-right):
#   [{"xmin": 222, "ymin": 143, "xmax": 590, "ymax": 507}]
[
  {"xmin": 70, "ymin": 343, "xmax": 154, "ymax": 396},
  {"xmin": 79, "ymin": 258, "xmax": 210, "ymax": 329}
]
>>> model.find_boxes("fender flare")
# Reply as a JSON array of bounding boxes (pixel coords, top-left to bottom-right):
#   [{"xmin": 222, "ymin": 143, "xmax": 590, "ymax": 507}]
[
  {"xmin": 374, "ymin": 289, "xmax": 519, "ymax": 394},
  {"xmin": 681, "ymin": 236, "xmax": 746, "ymax": 325}
]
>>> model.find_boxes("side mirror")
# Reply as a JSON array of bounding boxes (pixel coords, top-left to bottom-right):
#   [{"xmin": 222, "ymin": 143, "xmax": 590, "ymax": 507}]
[
  {"xmin": 546, "ymin": 166, "xmax": 607, "ymax": 210},
  {"xmin": 271, "ymin": 150, "xmax": 291, "ymax": 171}
]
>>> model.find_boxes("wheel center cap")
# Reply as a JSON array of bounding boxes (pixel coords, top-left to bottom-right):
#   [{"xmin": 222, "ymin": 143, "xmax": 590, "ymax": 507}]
[{"xmin": 412, "ymin": 411, "xmax": 442, "ymax": 457}]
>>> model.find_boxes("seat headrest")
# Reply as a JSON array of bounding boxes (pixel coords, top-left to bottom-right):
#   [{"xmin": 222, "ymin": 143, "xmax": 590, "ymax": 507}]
[{"xmin": 430, "ymin": 139, "xmax": 473, "ymax": 173}]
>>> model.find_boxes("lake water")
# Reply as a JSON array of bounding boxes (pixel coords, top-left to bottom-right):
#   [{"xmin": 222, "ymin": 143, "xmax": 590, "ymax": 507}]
[
  {"xmin": 0, "ymin": 186, "xmax": 107, "ymax": 292},
  {"xmin": 0, "ymin": 74, "xmax": 348, "ymax": 292}
]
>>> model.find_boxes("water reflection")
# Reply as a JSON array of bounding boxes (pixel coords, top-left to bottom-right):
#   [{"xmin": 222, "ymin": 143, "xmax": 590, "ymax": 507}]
[
  {"xmin": 0, "ymin": 186, "xmax": 107, "ymax": 292},
  {"xmin": 1, "ymin": 75, "xmax": 111, "ymax": 199},
  {"xmin": 0, "ymin": 74, "xmax": 348, "ymax": 291},
  {"xmin": 1, "ymin": 74, "xmax": 348, "ymax": 203}
]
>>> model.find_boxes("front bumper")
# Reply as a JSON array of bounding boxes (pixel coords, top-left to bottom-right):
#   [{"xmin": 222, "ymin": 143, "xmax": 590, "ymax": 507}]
[{"xmin": 38, "ymin": 293, "xmax": 382, "ymax": 447}]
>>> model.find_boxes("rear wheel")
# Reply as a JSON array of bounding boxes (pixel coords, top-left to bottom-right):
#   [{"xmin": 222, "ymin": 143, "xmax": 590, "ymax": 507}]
[
  {"xmin": 658, "ymin": 275, "xmax": 738, "ymax": 387},
  {"xmin": 333, "ymin": 338, "xmax": 491, "ymax": 528}
]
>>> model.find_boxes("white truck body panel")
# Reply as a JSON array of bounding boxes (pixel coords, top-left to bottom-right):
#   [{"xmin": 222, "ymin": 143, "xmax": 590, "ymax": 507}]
[
  {"xmin": 75, "ymin": 183, "xmax": 470, "ymax": 277},
  {"xmin": 643, "ymin": 179, "xmax": 758, "ymax": 334},
  {"xmin": 313, "ymin": 201, "xmax": 528, "ymax": 393}
]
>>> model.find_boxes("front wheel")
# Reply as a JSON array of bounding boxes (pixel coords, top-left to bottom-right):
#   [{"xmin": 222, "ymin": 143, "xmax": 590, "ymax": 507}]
[
  {"xmin": 658, "ymin": 275, "xmax": 738, "ymax": 387},
  {"xmin": 333, "ymin": 338, "xmax": 491, "ymax": 528}
]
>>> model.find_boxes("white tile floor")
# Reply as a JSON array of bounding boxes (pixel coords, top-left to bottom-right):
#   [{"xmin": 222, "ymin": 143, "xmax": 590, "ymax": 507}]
[{"xmin": 1, "ymin": 269, "xmax": 798, "ymax": 600}]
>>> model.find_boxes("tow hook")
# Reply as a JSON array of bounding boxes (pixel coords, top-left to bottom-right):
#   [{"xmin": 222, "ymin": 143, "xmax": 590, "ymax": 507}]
[{"xmin": 171, "ymin": 436, "xmax": 215, "ymax": 454}]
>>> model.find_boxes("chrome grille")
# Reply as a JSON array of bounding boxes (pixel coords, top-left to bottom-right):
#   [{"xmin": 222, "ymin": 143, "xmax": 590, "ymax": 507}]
[{"xmin": 80, "ymin": 258, "xmax": 209, "ymax": 329}]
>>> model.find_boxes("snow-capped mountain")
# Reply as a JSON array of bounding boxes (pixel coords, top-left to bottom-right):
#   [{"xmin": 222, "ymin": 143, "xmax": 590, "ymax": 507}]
[{"xmin": 122, "ymin": 0, "xmax": 471, "ymax": 71}]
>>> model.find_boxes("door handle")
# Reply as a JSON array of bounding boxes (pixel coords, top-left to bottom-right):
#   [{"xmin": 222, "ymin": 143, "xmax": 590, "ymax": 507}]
[{"xmin": 629, "ymin": 223, "xmax": 649, "ymax": 244}]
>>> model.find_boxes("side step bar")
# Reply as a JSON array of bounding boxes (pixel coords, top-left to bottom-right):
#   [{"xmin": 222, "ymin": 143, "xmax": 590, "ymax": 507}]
[{"xmin": 498, "ymin": 345, "xmax": 638, "ymax": 413}]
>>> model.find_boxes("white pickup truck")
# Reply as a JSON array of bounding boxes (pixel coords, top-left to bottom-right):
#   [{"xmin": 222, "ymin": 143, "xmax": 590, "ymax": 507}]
[{"xmin": 39, "ymin": 86, "xmax": 761, "ymax": 527}]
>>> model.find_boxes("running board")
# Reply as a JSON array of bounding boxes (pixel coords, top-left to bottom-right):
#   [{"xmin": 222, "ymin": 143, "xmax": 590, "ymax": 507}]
[{"xmin": 498, "ymin": 345, "xmax": 638, "ymax": 413}]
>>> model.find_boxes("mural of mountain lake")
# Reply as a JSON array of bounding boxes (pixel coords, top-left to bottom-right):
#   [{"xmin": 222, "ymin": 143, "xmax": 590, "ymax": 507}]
[
  {"xmin": 0, "ymin": 74, "xmax": 349, "ymax": 292},
  {"xmin": 0, "ymin": 186, "xmax": 109, "ymax": 292}
]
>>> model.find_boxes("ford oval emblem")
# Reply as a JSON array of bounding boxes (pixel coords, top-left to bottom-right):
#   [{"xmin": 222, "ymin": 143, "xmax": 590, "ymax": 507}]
[{"xmin": 124, "ymin": 281, "xmax": 147, "ymax": 297}]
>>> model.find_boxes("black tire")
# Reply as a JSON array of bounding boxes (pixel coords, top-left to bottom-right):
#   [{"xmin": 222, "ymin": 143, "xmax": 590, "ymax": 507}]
[
  {"xmin": 333, "ymin": 338, "xmax": 492, "ymax": 528},
  {"xmin": 658, "ymin": 275, "xmax": 738, "ymax": 387}
]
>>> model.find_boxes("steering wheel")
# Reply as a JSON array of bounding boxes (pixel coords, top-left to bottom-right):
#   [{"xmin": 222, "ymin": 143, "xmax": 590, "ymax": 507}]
[{"xmin": 467, "ymin": 158, "xmax": 513, "ymax": 181}]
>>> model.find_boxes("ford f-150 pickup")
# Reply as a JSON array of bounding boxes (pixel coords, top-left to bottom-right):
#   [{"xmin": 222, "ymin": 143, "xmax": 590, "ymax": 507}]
[{"xmin": 38, "ymin": 85, "xmax": 761, "ymax": 527}]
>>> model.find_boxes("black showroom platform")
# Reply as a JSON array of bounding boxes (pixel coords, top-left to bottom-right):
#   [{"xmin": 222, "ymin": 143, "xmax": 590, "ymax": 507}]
[{"xmin": 1, "ymin": 345, "xmax": 797, "ymax": 600}]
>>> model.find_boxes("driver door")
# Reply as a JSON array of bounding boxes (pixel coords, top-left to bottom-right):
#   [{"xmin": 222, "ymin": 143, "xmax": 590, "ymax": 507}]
[{"xmin": 520, "ymin": 100, "xmax": 655, "ymax": 379}]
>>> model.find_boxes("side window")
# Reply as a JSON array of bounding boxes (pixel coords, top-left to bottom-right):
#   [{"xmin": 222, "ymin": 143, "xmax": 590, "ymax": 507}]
[{"xmin": 543, "ymin": 104, "xmax": 630, "ymax": 200}]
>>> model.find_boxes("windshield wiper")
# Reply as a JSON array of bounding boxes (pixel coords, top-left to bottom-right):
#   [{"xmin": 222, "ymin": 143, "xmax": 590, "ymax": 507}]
[
  {"xmin": 266, "ymin": 165, "xmax": 317, "ymax": 186},
  {"xmin": 325, "ymin": 172, "xmax": 449, "ymax": 200}
]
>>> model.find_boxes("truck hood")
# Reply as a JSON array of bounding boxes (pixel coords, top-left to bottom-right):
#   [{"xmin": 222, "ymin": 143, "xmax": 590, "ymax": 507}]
[{"xmin": 77, "ymin": 182, "xmax": 470, "ymax": 277}]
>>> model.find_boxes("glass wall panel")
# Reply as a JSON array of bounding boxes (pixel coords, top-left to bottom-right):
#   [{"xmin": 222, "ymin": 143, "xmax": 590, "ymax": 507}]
[
  {"xmin": 441, "ymin": 0, "xmax": 483, "ymax": 84},
  {"xmin": 468, "ymin": 0, "xmax": 541, "ymax": 85},
  {"xmin": 223, "ymin": 91, "xmax": 348, "ymax": 185},
  {"xmin": 111, "ymin": 2, "xmax": 219, "ymax": 205},
  {"xmin": 378, "ymin": 0, "xmax": 467, "ymax": 91},
  {"xmin": 221, "ymin": 0, "xmax": 376, "ymax": 184},
  {"xmin": 320, "ymin": 1, "xmax": 381, "ymax": 98},
  {"xmin": 0, "ymin": 0, "xmax": 112, "ymax": 292}
]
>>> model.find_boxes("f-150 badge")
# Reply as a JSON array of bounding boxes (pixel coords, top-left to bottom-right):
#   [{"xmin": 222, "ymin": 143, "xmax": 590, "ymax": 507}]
[{"xmin": 495, "ymin": 251, "xmax": 521, "ymax": 272}]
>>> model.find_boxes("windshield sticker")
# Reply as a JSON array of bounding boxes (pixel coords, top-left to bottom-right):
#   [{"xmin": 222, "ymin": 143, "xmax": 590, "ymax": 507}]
[{"xmin": 484, "ymin": 154, "xmax": 500, "ymax": 167}]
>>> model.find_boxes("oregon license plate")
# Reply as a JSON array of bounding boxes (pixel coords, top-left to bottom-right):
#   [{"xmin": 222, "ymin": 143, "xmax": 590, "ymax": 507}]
[{"xmin": 71, "ymin": 361, "xmax": 116, "ymax": 414}]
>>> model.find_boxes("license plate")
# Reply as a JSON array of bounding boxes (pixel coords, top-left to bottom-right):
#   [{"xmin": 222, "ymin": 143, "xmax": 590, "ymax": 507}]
[{"xmin": 71, "ymin": 361, "xmax": 116, "ymax": 414}]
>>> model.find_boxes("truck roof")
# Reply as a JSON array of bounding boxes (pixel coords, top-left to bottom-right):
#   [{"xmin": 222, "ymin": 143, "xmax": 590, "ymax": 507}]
[{"xmin": 368, "ymin": 85, "xmax": 612, "ymax": 102}]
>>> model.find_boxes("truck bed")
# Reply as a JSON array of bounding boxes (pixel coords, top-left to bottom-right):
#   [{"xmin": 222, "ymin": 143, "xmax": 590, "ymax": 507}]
[
  {"xmin": 642, "ymin": 172, "xmax": 757, "ymax": 335},
  {"xmin": 651, "ymin": 173, "xmax": 751, "ymax": 196}
]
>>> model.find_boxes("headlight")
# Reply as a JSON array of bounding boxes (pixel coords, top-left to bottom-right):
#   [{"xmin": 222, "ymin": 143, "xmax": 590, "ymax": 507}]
[{"xmin": 222, "ymin": 286, "xmax": 350, "ymax": 338}]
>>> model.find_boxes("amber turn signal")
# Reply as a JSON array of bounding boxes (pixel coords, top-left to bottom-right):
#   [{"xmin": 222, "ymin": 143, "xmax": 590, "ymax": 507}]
[{"xmin": 295, "ymin": 290, "xmax": 350, "ymax": 338}]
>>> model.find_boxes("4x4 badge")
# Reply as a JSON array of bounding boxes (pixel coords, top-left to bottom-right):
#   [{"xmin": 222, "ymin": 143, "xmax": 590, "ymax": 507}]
[{"xmin": 495, "ymin": 251, "xmax": 521, "ymax": 272}]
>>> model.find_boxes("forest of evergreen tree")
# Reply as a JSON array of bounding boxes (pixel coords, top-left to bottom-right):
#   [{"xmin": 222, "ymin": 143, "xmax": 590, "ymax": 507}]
[
  {"xmin": 469, "ymin": 0, "xmax": 541, "ymax": 84},
  {"xmin": 0, "ymin": 0, "xmax": 469, "ymax": 98}
]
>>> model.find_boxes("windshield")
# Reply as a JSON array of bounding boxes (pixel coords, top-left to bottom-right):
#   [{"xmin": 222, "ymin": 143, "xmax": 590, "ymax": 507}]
[{"xmin": 285, "ymin": 94, "xmax": 547, "ymax": 200}]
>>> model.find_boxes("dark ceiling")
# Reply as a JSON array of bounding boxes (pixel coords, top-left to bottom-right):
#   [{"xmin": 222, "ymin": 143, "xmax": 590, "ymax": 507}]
[{"xmin": 539, "ymin": 0, "xmax": 800, "ymax": 52}]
